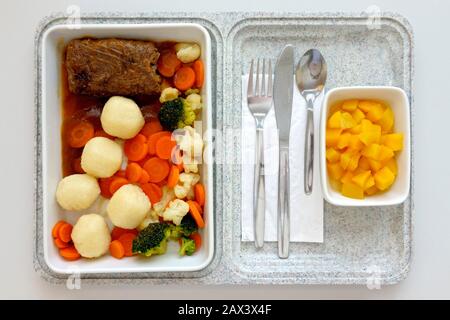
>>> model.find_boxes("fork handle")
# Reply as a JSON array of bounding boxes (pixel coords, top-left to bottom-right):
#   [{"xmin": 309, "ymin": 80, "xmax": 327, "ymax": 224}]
[
  {"xmin": 254, "ymin": 128, "xmax": 265, "ymax": 249},
  {"xmin": 277, "ymin": 146, "xmax": 290, "ymax": 258},
  {"xmin": 304, "ymin": 106, "xmax": 314, "ymax": 195}
]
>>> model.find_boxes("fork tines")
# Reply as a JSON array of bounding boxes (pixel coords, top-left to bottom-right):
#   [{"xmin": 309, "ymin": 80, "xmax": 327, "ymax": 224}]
[{"xmin": 247, "ymin": 58, "xmax": 273, "ymax": 98}]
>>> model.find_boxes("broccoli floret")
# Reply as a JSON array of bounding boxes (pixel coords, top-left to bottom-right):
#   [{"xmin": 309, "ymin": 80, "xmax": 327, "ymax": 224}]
[
  {"xmin": 179, "ymin": 215, "xmax": 198, "ymax": 237},
  {"xmin": 158, "ymin": 98, "xmax": 183, "ymax": 131},
  {"xmin": 178, "ymin": 237, "xmax": 196, "ymax": 256},
  {"xmin": 132, "ymin": 223, "xmax": 171, "ymax": 257},
  {"xmin": 178, "ymin": 99, "xmax": 196, "ymax": 129},
  {"xmin": 170, "ymin": 225, "xmax": 183, "ymax": 239},
  {"xmin": 170, "ymin": 215, "xmax": 198, "ymax": 239},
  {"xmin": 158, "ymin": 98, "xmax": 195, "ymax": 131}
]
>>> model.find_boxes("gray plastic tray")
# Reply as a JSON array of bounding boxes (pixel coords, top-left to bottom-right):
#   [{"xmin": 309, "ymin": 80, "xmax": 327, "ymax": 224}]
[{"xmin": 34, "ymin": 12, "xmax": 414, "ymax": 285}]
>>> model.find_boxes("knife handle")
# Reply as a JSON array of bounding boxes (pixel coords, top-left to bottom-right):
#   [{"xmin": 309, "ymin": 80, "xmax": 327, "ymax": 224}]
[
  {"xmin": 277, "ymin": 146, "xmax": 290, "ymax": 258},
  {"xmin": 253, "ymin": 128, "xmax": 265, "ymax": 249},
  {"xmin": 304, "ymin": 107, "xmax": 314, "ymax": 195}
]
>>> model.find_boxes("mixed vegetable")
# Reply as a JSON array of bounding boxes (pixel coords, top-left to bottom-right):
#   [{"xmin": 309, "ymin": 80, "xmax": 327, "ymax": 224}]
[{"xmin": 53, "ymin": 41, "xmax": 206, "ymax": 261}]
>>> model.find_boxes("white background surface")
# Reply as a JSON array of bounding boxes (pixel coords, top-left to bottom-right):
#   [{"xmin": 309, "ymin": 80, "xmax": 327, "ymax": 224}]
[{"xmin": 1, "ymin": 0, "xmax": 449, "ymax": 299}]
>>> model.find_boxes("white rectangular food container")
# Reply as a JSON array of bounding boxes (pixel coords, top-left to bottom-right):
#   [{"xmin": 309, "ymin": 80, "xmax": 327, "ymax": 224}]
[
  {"xmin": 41, "ymin": 23, "xmax": 214, "ymax": 274},
  {"xmin": 320, "ymin": 86, "xmax": 411, "ymax": 207}
]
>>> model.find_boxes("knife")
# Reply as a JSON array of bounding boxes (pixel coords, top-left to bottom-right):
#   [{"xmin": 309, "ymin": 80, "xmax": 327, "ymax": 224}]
[{"xmin": 273, "ymin": 45, "xmax": 295, "ymax": 259}]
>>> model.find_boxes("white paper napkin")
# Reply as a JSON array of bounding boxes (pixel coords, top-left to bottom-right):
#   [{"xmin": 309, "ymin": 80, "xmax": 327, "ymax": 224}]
[{"xmin": 241, "ymin": 75, "xmax": 324, "ymax": 243}]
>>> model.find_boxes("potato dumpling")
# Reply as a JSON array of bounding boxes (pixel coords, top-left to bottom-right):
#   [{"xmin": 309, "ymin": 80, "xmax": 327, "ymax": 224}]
[
  {"xmin": 56, "ymin": 174, "xmax": 100, "ymax": 211},
  {"xmin": 107, "ymin": 184, "xmax": 150, "ymax": 229},
  {"xmin": 100, "ymin": 96, "xmax": 145, "ymax": 139},
  {"xmin": 174, "ymin": 43, "xmax": 201, "ymax": 63},
  {"xmin": 71, "ymin": 214, "xmax": 111, "ymax": 258},
  {"xmin": 81, "ymin": 137, "xmax": 122, "ymax": 178}
]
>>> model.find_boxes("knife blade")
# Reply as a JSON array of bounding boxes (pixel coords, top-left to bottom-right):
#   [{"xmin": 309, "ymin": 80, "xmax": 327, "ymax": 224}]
[
  {"xmin": 273, "ymin": 44, "xmax": 295, "ymax": 259},
  {"xmin": 273, "ymin": 45, "xmax": 295, "ymax": 145}
]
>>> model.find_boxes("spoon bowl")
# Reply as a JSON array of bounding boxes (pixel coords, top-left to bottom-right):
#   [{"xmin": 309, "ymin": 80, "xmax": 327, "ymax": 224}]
[{"xmin": 295, "ymin": 49, "xmax": 327, "ymax": 95}]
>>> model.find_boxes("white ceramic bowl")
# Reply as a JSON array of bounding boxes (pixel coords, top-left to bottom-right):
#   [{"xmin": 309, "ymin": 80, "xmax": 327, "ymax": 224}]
[
  {"xmin": 320, "ymin": 86, "xmax": 411, "ymax": 207},
  {"xmin": 41, "ymin": 23, "xmax": 214, "ymax": 274}
]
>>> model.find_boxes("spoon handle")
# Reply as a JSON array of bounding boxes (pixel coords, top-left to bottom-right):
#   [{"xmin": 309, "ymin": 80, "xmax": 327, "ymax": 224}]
[{"xmin": 304, "ymin": 106, "xmax": 314, "ymax": 195}]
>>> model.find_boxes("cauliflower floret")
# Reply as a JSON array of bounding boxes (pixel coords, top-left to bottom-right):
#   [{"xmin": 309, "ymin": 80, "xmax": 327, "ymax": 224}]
[
  {"xmin": 159, "ymin": 87, "xmax": 179, "ymax": 103},
  {"xmin": 162, "ymin": 199, "xmax": 189, "ymax": 225},
  {"xmin": 174, "ymin": 172, "xmax": 200, "ymax": 199},
  {"xmin": 185, "ymin": 89, "xmax": 200, "ymax": 95},
  {"xmin": 183, "ymin": 162, "xmax": 198, "ymax": 174},
  {"xmin": 175, "ymin": 126, "xmax": 204, "ymax": 173},
  {"xmin": 174, "ymin": 43, "xmax": 201, "ymax": 63},
  {"xmin": 186, "ymin": 93, "xmax": 202, "ymax": 113},
  {"xmin": 137, "ymin": 209, "xmax": 160, "ymax": 231},
  {"xmin": 153, "ymin": 186, "xmax": 175, "ymax": 216},
  {"xmin": 182, "ymin": 156, "xmax": 199, "ymax": 173}
]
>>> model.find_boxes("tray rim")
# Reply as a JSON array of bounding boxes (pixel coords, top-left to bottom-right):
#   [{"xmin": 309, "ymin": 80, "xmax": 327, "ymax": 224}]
[{"xmin": 34, "ymin": 11, "xmax": 414, "ymax": 286}]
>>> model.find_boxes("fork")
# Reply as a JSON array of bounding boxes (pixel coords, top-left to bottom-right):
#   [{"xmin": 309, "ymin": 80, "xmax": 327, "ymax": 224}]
[{"xmin": 247, "ymin": 58, "xmax": 273, "ymax": 249}]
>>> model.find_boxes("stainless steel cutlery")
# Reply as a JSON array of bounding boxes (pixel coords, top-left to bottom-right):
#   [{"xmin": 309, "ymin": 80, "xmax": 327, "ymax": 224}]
[
  {"xmin": 273, "ymin": 45, "xmax": 295, "ymax": 258},
  {"xmin": 295, "ymin": 49, "xmax": 327, "ymax": 195},
  {"xmin": 246, "ymin": 58, "xmax": 273, "ymax": 249},
  {"xmin": 247, "ymin": 47, "xmax": 325, "ymax": 258}
]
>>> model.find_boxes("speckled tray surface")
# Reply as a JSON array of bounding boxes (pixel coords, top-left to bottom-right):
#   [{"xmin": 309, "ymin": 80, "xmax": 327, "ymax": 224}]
[{"xmin": 34, "ymin": 12, "xmax": 414, "ymax": 285}]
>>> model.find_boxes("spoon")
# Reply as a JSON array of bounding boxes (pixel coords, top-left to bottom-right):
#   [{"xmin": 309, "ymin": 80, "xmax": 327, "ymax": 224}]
[{"xmin": 295, "ymin": 49, "xmax": 327, "ymax": 195}]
